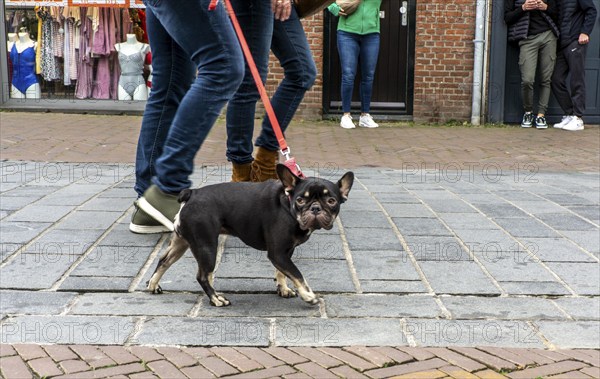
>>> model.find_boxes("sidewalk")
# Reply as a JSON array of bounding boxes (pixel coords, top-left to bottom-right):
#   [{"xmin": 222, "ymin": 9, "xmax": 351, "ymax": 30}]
[{"xmin": 1, "ymin": 112, "xmax": 599, "ymax": 378}]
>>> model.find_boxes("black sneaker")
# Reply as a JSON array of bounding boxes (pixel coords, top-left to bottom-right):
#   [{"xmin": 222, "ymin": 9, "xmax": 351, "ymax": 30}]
[
  {"xmin": 135, "ymin": 184, "xmax": 181, "ymax": 232},
  {"xmin": 129, "ymin": 204, "xmax": 170, "ymax": 234},
  {"xmin": 535, "ymin": 115, "xmax": 548, "ymax": 129},
  {"xmin": 521, "ymin": 112, "xmax": 534, "ymax": 128}
]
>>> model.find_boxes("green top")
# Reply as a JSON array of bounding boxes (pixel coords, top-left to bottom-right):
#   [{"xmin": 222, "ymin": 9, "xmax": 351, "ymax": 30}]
[{"xmin": 327, "ymin": 0, "xmax": 382, "ymax": 35}]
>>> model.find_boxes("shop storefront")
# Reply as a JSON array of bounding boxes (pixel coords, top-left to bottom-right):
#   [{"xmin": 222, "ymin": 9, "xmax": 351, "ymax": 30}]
[{"xmin": 1, "ymin": 0, "xmax": 150, "ymax": 113}]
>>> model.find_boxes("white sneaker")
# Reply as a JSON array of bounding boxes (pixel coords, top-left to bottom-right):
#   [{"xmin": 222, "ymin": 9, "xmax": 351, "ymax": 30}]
[
  {"xmin": 562, "ymin": 116, "xmax": 584, "ymax": 131},
  {"xmin": 340, "ymin": 114, "xmax": 356, "ymax": 129},
  {"xmin": 359, "ymin": 114, "xmax": 379, "ymax": 128},
  {"xmin": 554, "ymin": 115, "xmax": 573, "ymax": 129}
]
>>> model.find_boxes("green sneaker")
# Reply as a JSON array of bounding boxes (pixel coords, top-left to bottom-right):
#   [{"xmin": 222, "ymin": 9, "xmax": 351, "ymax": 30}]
[
  {"xmin": 135, "ymin": 184, "xmax": 180, "ymax": 232},
  {"xmin": 129, "ymin": 205, "xmax": 170, "ymax": 234}
]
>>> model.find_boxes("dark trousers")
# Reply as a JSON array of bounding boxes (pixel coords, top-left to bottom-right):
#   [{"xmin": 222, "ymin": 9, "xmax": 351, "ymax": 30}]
[{"xmin": 551, "ymin": 40, "xmax": 588, "ymax": 117}]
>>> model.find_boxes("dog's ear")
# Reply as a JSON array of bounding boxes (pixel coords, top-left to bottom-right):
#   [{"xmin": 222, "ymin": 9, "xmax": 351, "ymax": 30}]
[
  {"xmin": 337, "ymin": 172, "xmax": 354, "ymax": 202},
  {"xmin": 277, "ymin": 163, "xmax": 301, "ymax": 192}
]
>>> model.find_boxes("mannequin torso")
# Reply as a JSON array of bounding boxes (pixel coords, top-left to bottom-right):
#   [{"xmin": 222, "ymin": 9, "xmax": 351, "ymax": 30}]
[
  {"xmin": 115, "ymin": 34, "xmax": 150, "ymax": 101},
  {"xmin": 10, "ymin": 30, "xmax": 40, "ymax": 99},
  {"xmin": 7, "ymin": 33, "xmax": 17, "ymax": 51}
]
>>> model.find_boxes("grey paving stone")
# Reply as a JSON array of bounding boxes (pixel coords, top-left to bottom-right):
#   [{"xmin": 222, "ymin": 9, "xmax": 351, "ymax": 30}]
[
  {"xmin": 1, "ymin": 243, "xmax": 22, "ymax": 262},
  {"xmin": 25, "ymin": 229, "xmax": 106, "ymax": 255},
  {"xmin": 294, "ymin": 260, "xmax": 356, "ymax": 293},
  {"xmin": 137, "ymin": 255, "xmax": 200, "ymax": 292},
  {"xmin": 510, "ymin": 200, "xmax": 569, "ymax": 214},
  {"xmin": 372, "ymin": 192, "xmax": 420, "ymax": 204},
  {"xmin": 382, "ymin": 203, "xmax": 436, "ymax": 218},
  {"xmin": 476, "ymin": 255, "xmax": 557, "ymax": 282},
  {"xmin": 2, "ymin": 185, "xmax": 61, "ymax": 198},
  {"xmin": 553, "ymin": 297, "xmax": 600, "ymax": 320},
  {"xmin": 568, "ymin": 205, "xmax": 600, "ymax": 224},
  {"xmin": 0, "ymin": 222, "xmax": 52, "ymax": 244},
  {"xmin": 561, "ymin": 231, "xmax": 600, "ymax": 254},
  {"xmin": 97, "ymin": 188, "xmax": 135, "ymax": 198},
  {"xmin": 404, "ymin": 236, "xmax": 471, "ymax": 261},
  {"xmin": 343, "ymin": 227, "xmax": 404, "ymax": 251},
  {"xmin": 60, "ymin": 276, "xmax": 132, "ymax": 292},
  {"xmin": 33, "ymin": 185, "xmax": 107, "ymax": 206},
  {"xmin": 3, "ymin": 205, "xmax": 75, "ymax": 223},
  {"xmin": 491, "ymin": 190, "xmax": 544, "ymax": 202},
  {"xmin": 545, "ymin": 262, "xmax": 600, "ymax": 295},
  {"xmin": 339, "ymin": 210, "xmax": 390, "ymax": 228},
  {"xmin": 217, "ymin": 250, "xmax": 276, "ymax": 279},
  {"xmin": 195, "ymin": 294, "xmax": 320, "ymax": 317},
  {"xmin": 535, "ymin": 321, "xmax": 600, "ymax": 349},
  {"xmin": 325, "ymin": 294, "xmax": 442, "ymax": 318},
  {"xmin": 362, "ymin": 184, "xmax": 406, "ymax": 193},
  {"xmin": 343, "ymin": 198, "xmax": 382, "ymax": 211},
  {"xmin": 79, "ymin": 196, "xmax": 134, "ymax": 211},
  {"xmin": 56, "ymin": 211, "xmax": 122, "ymax": 230},
  {"xmin": 213, "ymin": 278, "xmax": 277, "ymax": 293},
  {"xmin": 423, "ymin": 199, "xmax": 477, "ymax": 213},
  {"xmin": 516, "ymin": 238, "xmax": 596, "ymax": 262},
  {"xmin": 0, "ymin": 290, "xmax": 77, "ymax": 315},
  {"xmin": 274, "ymin": 318, "xmax": 407, "ymax": 346},
  {"xmin": 295, "ymin": 233, "xmax": 346, "ymax": 260},
  {"xmin": 410, "ymin": 189, "xmax": 460, "ymax": 200},
  {"xmin": 453, "ymin": 228, "xmax": 519, "ymax": 254},
  {"xmin": 542, "ymin": 194, "xmax": 596, "ymax": 206},
  {"xmin": 360, "ymin": 280, "xmax": 428, "ymax": 293},
  {"xmin": 472, "ymin": 203, "xmax": 530, "ymax": 218},
  {"xmin": 70, "ymin": 292, "xmax": 198, "ymax": 316},
  {"xmin": 70, "ymin": 245, "xmax": 154, "ymax": 277},
  {"xmin": 494, "ymin": 218, "xmax": 560, "ymax": 238},
  {"xmin": 404, "ymin": 319, "xmax": 544, "ymax": 348},
  {"xmin": 438, "ymin": 213, "xmax": 498, "ymax": 230},
  {"xmin": 90, "ymin": 228, "xmax": 162, "ymax": 248},
  {"xmin": 0, "ymin": 315, "xmax": 136, "ymax": 344},
  {"xmin": 419, "ymin": 261, "xmax": 500, "ymax": 295},
  {"xmin": 0, "ymin": 196, "xmax": 44, "ymax": 211},
  {"xmin": 536, "ymin": 213, "xmax": 598, "ymax": 231},
  {"xmin": 441, "ymin": 296, "xmax": 566, "ymax": 320},
  {"xmin": 136, "ymin": 317, "xmax": 270, "ymax": 346},
  {"xmin": 393, "ymin": 217, "xmax": 453, "ymax": 236},
  {"xmin": 499, "ymin": 281, "xmax": 570, "ymax": 295},
  {"xmin": 0, "ymin": 253, "xmax": 73, "ymax": 289},
  {"xmin": 352, "ymin": 250, "xmax": 420, "ymax": 281}
]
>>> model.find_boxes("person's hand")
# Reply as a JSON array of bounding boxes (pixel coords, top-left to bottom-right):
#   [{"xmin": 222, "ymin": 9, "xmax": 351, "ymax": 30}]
[
  {"xmin": 273, "ymin": 0, "xmax": 291, "ymax": 21},
  {"xmin": 338, "ymin": 7, "xmax": 348, "ymax": 16},
  {"xmin": 522, "ymin": 0, "xmax": 537, "ymax": 11},
  {"xmin": 579, "ymin": 33, "xmax": 590, "ymax": 44},
  {"xmin": 535, "ymin": 0, "xmax": 548, "ymax": 11}
]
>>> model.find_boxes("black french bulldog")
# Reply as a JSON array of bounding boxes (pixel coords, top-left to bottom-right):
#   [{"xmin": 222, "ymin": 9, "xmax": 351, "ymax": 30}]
[{"xmin": 147, "ymin": 164, "xmax": 354, "ymax": 306}]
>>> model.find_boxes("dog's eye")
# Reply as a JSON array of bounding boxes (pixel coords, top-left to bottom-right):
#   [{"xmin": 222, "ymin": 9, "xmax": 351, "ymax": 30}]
[
  {"xmin": 327, "ymin": 198, "xmax": 337, "ymax": 206},
  {"xmin": 296, "ymin": 197, "xmax": 306, "ymax": 205}
]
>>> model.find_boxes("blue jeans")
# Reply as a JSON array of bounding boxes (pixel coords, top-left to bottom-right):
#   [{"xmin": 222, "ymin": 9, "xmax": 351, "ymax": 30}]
[
  {"xmin": 135, "ymin": 0, "xmax": 244, "ymax": 196},
  {"xmin": 337, "ymin": 30, "xmax": 380, "ymax": 113},
  {"xmin": 226, "ymin": 3, "xmax": 317, "ymax": 164}
]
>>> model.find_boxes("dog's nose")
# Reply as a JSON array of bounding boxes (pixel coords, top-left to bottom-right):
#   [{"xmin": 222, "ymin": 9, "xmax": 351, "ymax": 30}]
[{"xmin": 310, "ymin": 204, "xmax": 321, "ymax": 214}]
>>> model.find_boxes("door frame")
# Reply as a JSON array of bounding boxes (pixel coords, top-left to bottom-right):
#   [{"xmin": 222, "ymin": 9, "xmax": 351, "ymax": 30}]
[{"xmin": 321, "ymin": 0, "xmax": 417, "ymax": 120}]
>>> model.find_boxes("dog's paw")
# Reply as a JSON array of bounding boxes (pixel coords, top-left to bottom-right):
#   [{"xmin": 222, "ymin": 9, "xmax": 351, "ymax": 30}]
[
  {"xmin": 300, "ymin": 291, "xmax": 319, "ymax": 305},
  {"xmin": 147, "ymin": 281, "xmax": 163, "ymax": 294},
  {"xmin": 210, "ymin": 294, "xmax": 231, "ymax": 307},
  {"xmin": 277, "ymin": 285, "xmax": 297, "ymax": 298}
]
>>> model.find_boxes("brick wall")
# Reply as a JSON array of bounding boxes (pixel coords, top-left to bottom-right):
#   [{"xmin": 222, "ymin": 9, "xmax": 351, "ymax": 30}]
[
  {"xmin": 413, "ymin": 1, "xmax": 476, "ymax": 122},
  {"xmin": 264, "ymin": 2, "xmax": 477, "ymax": 122}
]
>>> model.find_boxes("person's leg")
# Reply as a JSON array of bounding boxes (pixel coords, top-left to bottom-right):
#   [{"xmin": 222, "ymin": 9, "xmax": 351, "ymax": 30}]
[
  {"xmin": 565, "ymin": 42, "xmax": 588, "ymax": 118},
  {"xmin": 134, "ymin": 7, "xmax": 195, "ymax": 197},
  {"xmin": 536, "ymin": 31, "xmax": 557, "ymax": 116},
  {"xmin": 551, "ymin": 45, "xmax": 574, "ymax": 116},
  {"xmin": 252, "ymin": 5, "xmax": 317, "ymax": 181},
  {"xmin": 358, "ymin": 32, "xmax": 380, "ymax": 114},
  {"xmin": 518, "ymin": 35, "xmax": 539, "ymax": 116},
  {"xmin": 337, "ymin": 31, "xmax": 360, "ymax": 114},
  {"xmin": 225, "ymin": 0, "xmax": 274, "ymax": 169},
  {"xmin": 138, "ymin": 0, "xmax": 244, "ymax": 229}
]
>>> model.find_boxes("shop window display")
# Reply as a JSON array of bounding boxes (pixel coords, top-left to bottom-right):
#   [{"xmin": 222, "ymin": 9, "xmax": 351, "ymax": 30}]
[{"xmin": 4, "ymin": 5, "xmax": 151, "ymax": 102}]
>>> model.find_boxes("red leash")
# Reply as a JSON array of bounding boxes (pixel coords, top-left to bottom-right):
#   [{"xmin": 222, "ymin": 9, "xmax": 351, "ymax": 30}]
[{"xmin": 209, "ymin": 0, "xmax": 306, "ymax": 178}]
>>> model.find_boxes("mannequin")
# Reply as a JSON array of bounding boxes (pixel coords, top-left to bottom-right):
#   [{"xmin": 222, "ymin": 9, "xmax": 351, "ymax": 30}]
[
  {"xmin": 115, "ymin": 34, "xmax": 150, "ymax": 101},
  {"xmin": 10, "ymin": 28, "xmax": 41, "ymax": 99},
  {"xmin": 7, "ymin": 33, "xmax": 17, "ymax": 50}
]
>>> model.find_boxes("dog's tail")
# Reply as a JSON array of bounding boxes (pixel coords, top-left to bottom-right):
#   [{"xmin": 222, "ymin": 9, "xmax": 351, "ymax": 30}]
[{"xmin": 178, "ymin": 189, "xmax": 192, "ymax": 203}]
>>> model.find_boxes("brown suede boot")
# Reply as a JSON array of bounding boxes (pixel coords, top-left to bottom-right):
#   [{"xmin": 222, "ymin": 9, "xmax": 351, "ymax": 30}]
[
  {"xmin": 231, "ymin": 162, "xmax": 252, "ymax": 182},
  {"xmin": 250, "ymin": 147, "xmax": 279, "ymax": 182}
]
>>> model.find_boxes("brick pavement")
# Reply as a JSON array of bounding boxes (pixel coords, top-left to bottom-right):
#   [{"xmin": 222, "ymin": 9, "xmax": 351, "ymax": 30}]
[
  {"xmin": 1, "ymin": 112, "xmax": 599, "ymax": 171},
  {"xmin": 1, "ymin": 112, "xmax": 599, "ymax": 379},
  {"xmin": 1, "ymin": 344, "xmax": 599, "ymax": 378}
]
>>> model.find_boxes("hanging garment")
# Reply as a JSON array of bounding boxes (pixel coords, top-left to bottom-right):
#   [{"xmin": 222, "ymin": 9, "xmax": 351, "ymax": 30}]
[
  {"xmin": 38, "ymin": 7, "xmax": 61, "ymax": 81},
  {"xmin": 76, "ymin": 7, "xmax": 93, "ymax": 99}
]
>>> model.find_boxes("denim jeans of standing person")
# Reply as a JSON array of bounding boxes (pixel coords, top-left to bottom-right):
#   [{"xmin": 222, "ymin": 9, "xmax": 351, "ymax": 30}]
[
  {"xmin": 134, "ymin": 0, "xmax": 244, "ymax": 197},
  {"xmin": 226, "ymin": 2, "xmax": 317, "ymax": 166},
  {"xmin": 337, "ymin": 30, "xmax": 380, "ymax": 113}
]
